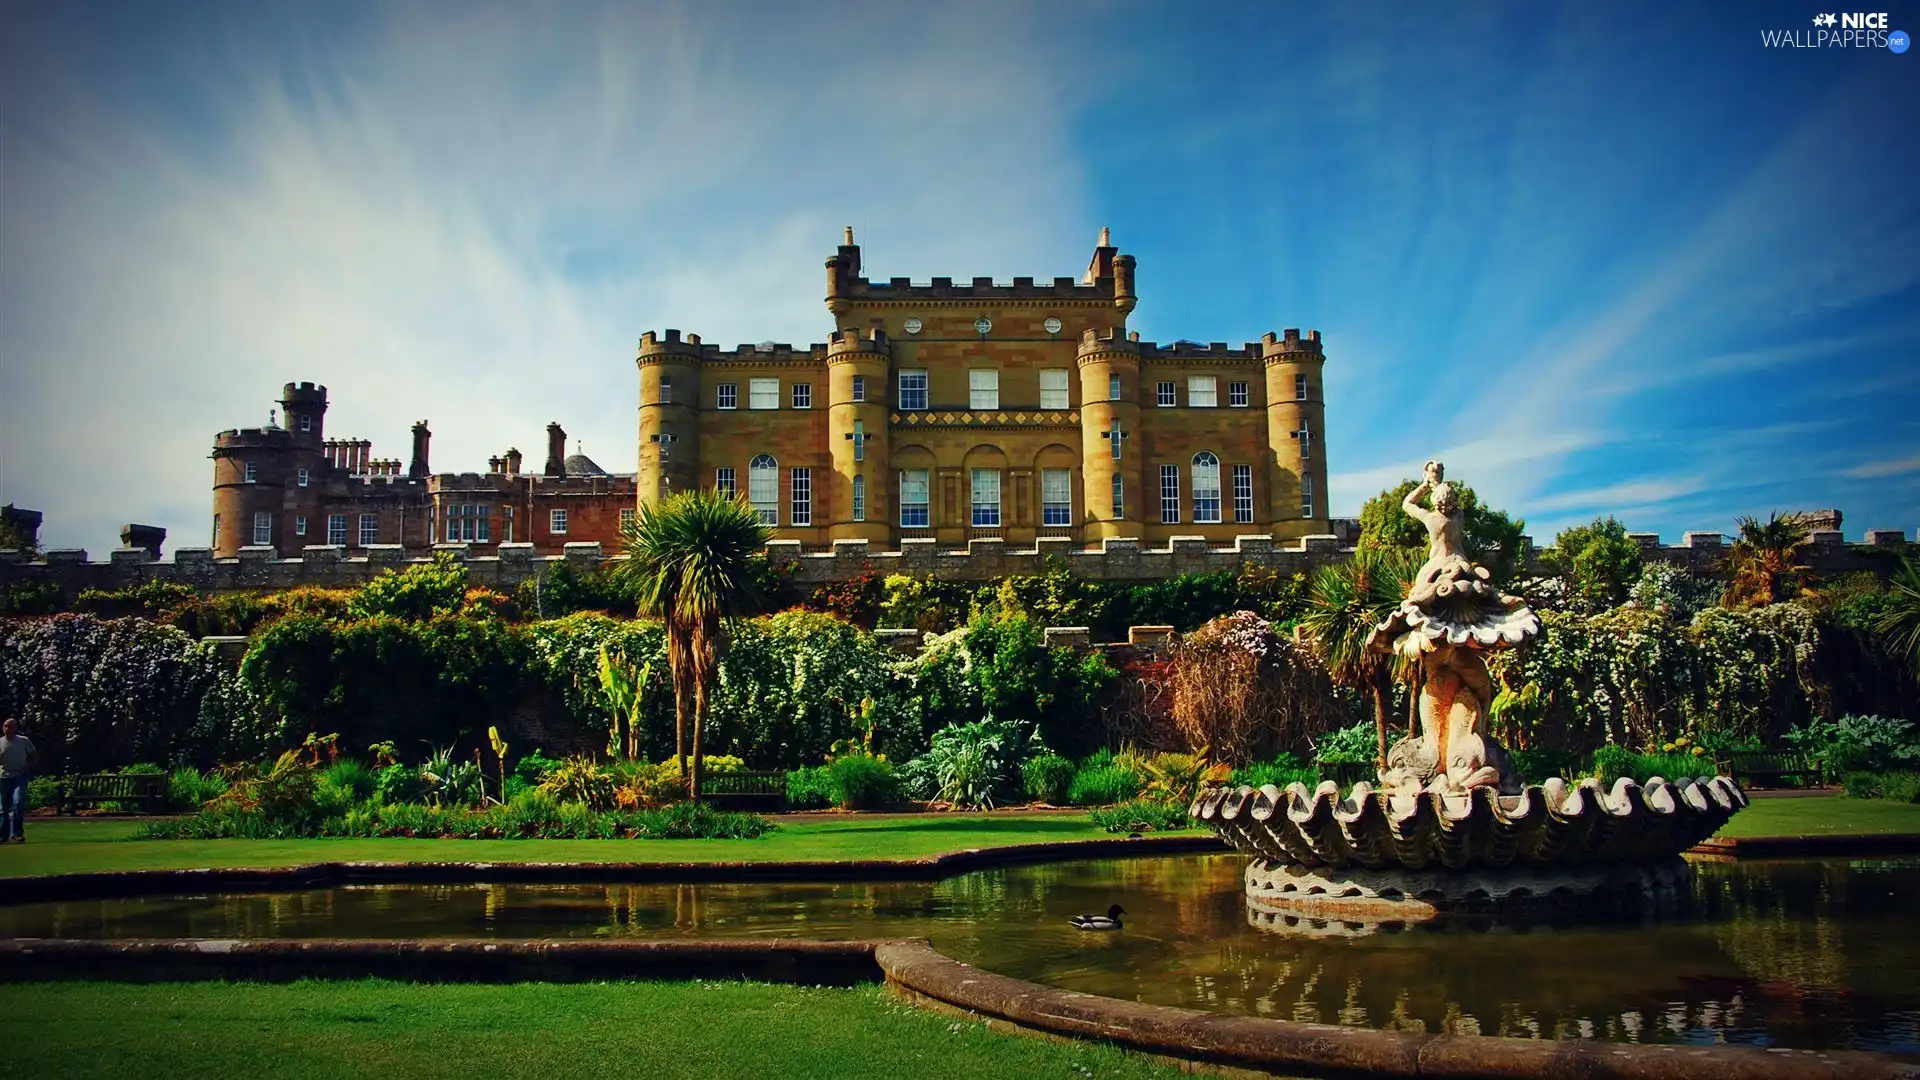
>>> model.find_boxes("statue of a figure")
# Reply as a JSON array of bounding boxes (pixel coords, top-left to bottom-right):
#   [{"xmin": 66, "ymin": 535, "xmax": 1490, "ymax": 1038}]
[{"xmin": 1368, "ymin": 461, "xmax": 1538, "ymax": 796}]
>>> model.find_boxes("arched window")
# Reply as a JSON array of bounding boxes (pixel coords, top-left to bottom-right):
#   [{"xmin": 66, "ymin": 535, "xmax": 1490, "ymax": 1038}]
[
  {"xmin": 1192, "ymin": 451, "xmax": 1221, "ymax": 524},
  {"xmin": 748, "ymin": 454, "xmax": 778, "ymax": 525}
]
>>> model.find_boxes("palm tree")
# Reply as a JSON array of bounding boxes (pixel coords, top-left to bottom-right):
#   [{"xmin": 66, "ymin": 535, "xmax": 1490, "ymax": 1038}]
[
  {"xmin": 617, "ymin": 488, "xmax": 772, "ymax": 800},
  {"xmin": 1877, "ymin": 555, "xmax": 1920, "ymax": 681},
  {"xmin": 1724, "ymin": 512, "xmax": 1813, "ymax": 608},
  {"xmin": 1299, "ymin": 547, "xmax": 1417, "ymax": 767}
]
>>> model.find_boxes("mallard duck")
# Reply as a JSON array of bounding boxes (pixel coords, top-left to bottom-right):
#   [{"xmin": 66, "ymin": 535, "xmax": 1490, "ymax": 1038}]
[{"xmin": 1069, "ymin": 904, "xmax": 1126, "ymax": 931}]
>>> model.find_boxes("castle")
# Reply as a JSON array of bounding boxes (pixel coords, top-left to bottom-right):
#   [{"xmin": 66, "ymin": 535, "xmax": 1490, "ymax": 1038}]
[{"xmin": 209, "ymin": 229, "xmax": 1331, "ymax": 558}]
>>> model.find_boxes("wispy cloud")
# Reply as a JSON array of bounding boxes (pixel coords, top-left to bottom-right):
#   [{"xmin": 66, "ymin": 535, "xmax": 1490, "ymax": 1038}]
[{"xmin": 1843, "ymin": 458, "xmax": 1920, "ymax": 480}]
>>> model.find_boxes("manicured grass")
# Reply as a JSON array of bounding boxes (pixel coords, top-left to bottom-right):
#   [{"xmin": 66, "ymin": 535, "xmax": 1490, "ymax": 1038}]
[
  {"xmin": 1715, "ymin": 792, "xmax": 1920, "ymax": 838},
  {"xmin": 0, "ymin": 979, "xmax": 1187, "ymax": 1080},
  {"xmin": 0, "ymin": 812, "xmax": 1118, "ymax": 878}
]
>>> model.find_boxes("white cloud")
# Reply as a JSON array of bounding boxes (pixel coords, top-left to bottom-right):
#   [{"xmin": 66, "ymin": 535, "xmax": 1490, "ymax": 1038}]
[{"xmin": 1842, "ymin": 457, "xmax": 1920, "ymax": 480}]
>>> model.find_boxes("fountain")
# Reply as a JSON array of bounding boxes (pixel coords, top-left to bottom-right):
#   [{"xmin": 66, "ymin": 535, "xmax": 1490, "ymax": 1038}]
[{"xmin": 1192, "ymin": 461, "xmax": 1748, "ymax": 922}]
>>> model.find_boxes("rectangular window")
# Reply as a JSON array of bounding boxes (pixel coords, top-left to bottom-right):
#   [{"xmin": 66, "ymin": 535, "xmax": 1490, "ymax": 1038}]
[
  {"xmin": 715, "ymin": 467, "xmax": 736, "ymax": 500},
  {"xmin": 1297, "ymin": 424, "xmax": 1312, "ymax": 458},
  {"xmin": 852, "ymin": 420, "xmax": 865, "ymax": 462},
  {"xmin": 294, "ymin": 515, "xmax": 307, "ymax": 537},
  {"xmin": 1109, "ymin": 422, "xmax": 1123, "ymax": 461},
  {"xmin": 212, "ymin": 515, "xmax": 220, "ymax": 547},
  {"xmin": 852, "ymin": 475, "xmax": 866, "ymax": 522},
  {"xmin": 504, "ymin": 505, "xmax": 514, "ymax": 543},
  {"xmin": 792, "ymin": 383, "xmax": 812, "ymax": 409},
  {"xmin": 897, "ymin": 370, "xmax": 928, "ymax": 411},
  {"xmin": 716, "ymin": 383, "xmax": 737, "ymax": 410},
  {"xmin": 244, "ymin": 461, "xmax": 258, "ymax": 483},
  {"xmin": 1108, "ymin": 373, "xmax": 1122, "ymax": 401},
  {"xmin": 1159, "ymin": 465, "xmax": 1181, "ymax": 523},
  {"xmin": 550, "ymin": 509, "xmax": 568, "ymax": 534},
  {"xmin": 749, "ymin": 466, "xmax": 778, "ymax": 525},
  {"xmin": 1194, "ymin": 462, "xmax": 1222, "ymax": 524},
  {"xmin": 476, "ymin": 508, "xmax": 490, "ymax": 543},
  {"xmin": 750, "ymin": 378, "xmax": 779, "ymax": 410},
  {"xmin": 851, "ymin": 374, "xmax": 866, "ymax": 402},
  {"xmin": 1041, "ymin": 468, "xmax": 1072, "ymax": 526},
  {"xmin": 1111, "ymin": 473, "xmax": 1124, "ymax": 519},
  {"xmin": 1156, "ymin": 381, "xmax": 1176, "ymax": 407},
  {"xmin": 1229, "ymin": 381, "xmax": 1249, "ymax": 407},
  {"xmin": 1301, "ymin": 475, "xmax": 1315, "ymax": 518},
  {"xmin": 970, "ymin": 469, "xmax": 1001, "ymax": 527},
  {"xmin": 900, "ymin": 469, "xmax": 930, "ymax": 528},
  {"xmin": 790, "ymin": 468, "xmax": 812, "ymax": 526},
  {"xmin": 359, "ymin": 514, "xmax": 378, "ymax": 547},
  {"xmin": 969, "ymin": 369, "xmax": 999, "ymax": 410},
  {"xmin": 660, "ymin": 376, "xmax": 674, "ymax": 405},
  {"xmin": 1295, "ymin": 374, "xmax": 1309, "ymax": 401},
  {"xmin": 1039, "ymin": 369, "xmax": 1069, "ymax": 410},
  {"xmin": 445, "ymin": 506, "xmax": 464, "ymax": 542},
  {"xmin": 297, "ymin": 468, "xmax": 310, "ymax": 487},
  {"xmin": 1188, "ymin": 376, "xmax": 1218, "ymax": 408},
  {"xmin": 327, "ymin": 514, "xmax": 347, "ymax": 546},
  {"xmin": 252, "ymin": 511, "xmax": 272, "ymax": 545},
  {"xmin": 299, "ymin": 413, "xmax": 312, "ymax": 433},
  {"xmin": 619, "ymin": 507, "xmax": 636, "ymax": 532},
  {"xmin": 1233, "ymin": 464, "xmax": 1254, "ymax": 524}
]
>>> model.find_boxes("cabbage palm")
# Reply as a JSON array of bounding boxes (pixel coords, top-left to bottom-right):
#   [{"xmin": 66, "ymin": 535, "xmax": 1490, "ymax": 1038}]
[
  {"xmin": 617, "ymin": 489, "xmax": 772, "ymax": 800},
  {"xmin": 1878, "ymin": 555, "xmax": 1920, "ymax": 680},
  {"xmin": 1724, "ymin": 511, "xmax": 1813, "ymax": 608},
  {"xmin": 1299, "ymin": 547, "xmax": 1417, "ymax": 767}
]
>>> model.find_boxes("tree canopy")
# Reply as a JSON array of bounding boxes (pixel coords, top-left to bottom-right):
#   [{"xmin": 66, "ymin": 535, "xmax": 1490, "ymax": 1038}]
[
  {"xmin": 1542, "ymin": 516, "xmax": 1643, "ymax": 609},
  {"xmin": 1357, "ymin": 479, "xmax": 1528, "ymax": 581}
]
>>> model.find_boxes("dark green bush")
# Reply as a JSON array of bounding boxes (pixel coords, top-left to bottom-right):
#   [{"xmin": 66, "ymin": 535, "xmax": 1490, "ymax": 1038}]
[
  {"xmin": 1067, "ymin": 762, "xmax": 1143, "ymax": 806},
  {"xmin": 827, "ymin": 755, "xmax": 899, "ymax": 810},
  {"xmin": 1842, "ymin": 771, "xmax": 1920, "ymax": 802},
  {"xmin": 1088, "ymin": 799, "xmax": 1192, "ymax": 833},
  {"xmin": 374, "ymin": 762, "xmax": 429, "ymax": 805},
  {"xmin": 1022, "ymin": 752, "xmax": 1076, "ymax": 804},
  {"xmin": 513, "ymin": 750, "xmax": 565, "ymax": 786},
  {"xmin": 1508, "ymin": 746, "xmax": 1587, "ymax": 783},
  {"xmin": 1230, "ymin": 754, "xmax": 1316, "ymax": 790},
  {"xmin": 1591, "ymin": 745, "xmax": 1718, "ymax": 784},
  {"xmin": 785, "ymin": 765, "xmax": 835, "ymax": 810},
  {"xmin": 140, "ymin": 790, "xmax": 773, "ymax": 840}
]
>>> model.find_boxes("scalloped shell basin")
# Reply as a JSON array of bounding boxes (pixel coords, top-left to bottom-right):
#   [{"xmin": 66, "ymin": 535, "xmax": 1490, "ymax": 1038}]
[{"xmin": 1191, "ymin": 775, "xmax": 1749, "ymax": 872}]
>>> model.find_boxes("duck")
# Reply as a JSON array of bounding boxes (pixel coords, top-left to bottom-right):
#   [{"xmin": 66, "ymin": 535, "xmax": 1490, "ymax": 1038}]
[{"xmin": 1069, "ymin": 904, "xmax": 1126, "ymax": 931}]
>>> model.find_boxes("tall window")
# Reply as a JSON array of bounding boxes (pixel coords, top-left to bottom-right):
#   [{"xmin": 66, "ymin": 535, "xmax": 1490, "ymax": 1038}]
[
  {"xmin": 750, "ymin": 378, "xmax": 779, "ymax": 409},
  {"xmin": 359, "ymin": 514, "xmax": 378, "ymax": 547},
  {"xmin": 294, "ymin": 515, "xmax": 307, "ymax": 537},
  {"xmin": 504, "ymin": 505, "xmax": 514, "ymax": 543},
  {"xmin": 1041, "ymin": 469, "xmax": 1072, "ymax": 526},
  {"xmin": 1111, "ymin": 473, "xmax": 1124, "ymax": 519},
  {"xmin": 297, "ymin": 468, "xmax": 310, "ymax": 487},
  {"xmin": 660, "ymin": 376, "xmax": 674, "ymax": 404},
  {"xmin": 212, "ymin": 514, "xmax": 220, "ymax": 547},
  {"xmin": 443, "ymin": 505, "xmax": 490, "ymax": 543},
  {"xmin": 789, "ymin": 467, "xmax": 812, "ymax": 525},
  {"xmin": 550, "ymin": 509, "xmax": 569, "ymax": 534},
  {"xmin": 852, "ymin": 475, "xmax": 866, "ymax": 522},
  {"xmin": 252, "ymin": 511, "xmax": 272, "ymax": 545},
  {"xmin": 1108, "ymin": 373, "xmax": 1122, "ymax": 401},
  {"xmin": 619, "ymin": 507, "xmax": 636, "ymax": 532},
  {"xmin": 1156, "ymin": 381, "xmax": 1176, "ymax": 407},
  {"xmin": 716, "ymin": 383, "xmax": 737, "ymax": 410},
  {"xmin": 749, "ymin": 455, "xmax": 779, "ymax": 524},
  {"xmin": 1301, "ymin": 475, "xmax": 1315, "ymax": 518},
  {"xmin": 897, "ymin": 370, "xmax": 928, "ymax": 411},
  {"xmin": 852, "ymin": 420, "xmax": 865, "ymax": 462},
  {"xmin": 1296, "ymin": 423, "xmax": 1312, "ymax": 458},
  {"xmin": 1159, "ymin": 464, "xmax": 1181, "ymax": 523},
  {"xmin": 244, "ymin": 461, "xmax": 258, "ymax": 483},
  {"xmin": 299, "ymin": 413, "xmax": 312, "ymax": 433},
  {"xmin": 1192, "ymin": 452, "xmax": 1221, "ymax": 523},
  {"xmin": 1108, "ymin": 420, "xmax": 1124, "ymax": 461},
  {"xmin": 791, "ymin": 383, "xmax": 812, "ymax": 409},
  {"xmin": 1295, "ymin": 373, "xmax": 1309, "ymax": 401},
  {"xmin": 1229, "ymin": 381, "xmax": 1249, "ymax": 407},
  {"xmin": 899, "ymin": 469, "xmax": 930, "ymax": 527},
  {"xmin": 715, "ymin": 466, "xmax": 736, "ymax": 500},
  {"xmin": 1232, "ymin": 464, "xmax": 1254, "ymax": 523},
  {"xmin": 1039, "ymin": 370, "xmax": 1069, "ymax": 410},
  {"xmin": 970, "ymin": 469, "xmax": 1001, "ymax": 526},
  {"xmin": 327, "ymin": 514, "xmax": 347, "ymax": 545},
  {"xmin": 851, "ymin": 374, "xmax": 866, "ymax": 402},
  {"xmin": 1188, "ymin": 376, "xmax": 1218, "ymax": 408},
  {"xmin": 969, "ymin": 369, "xmax": 999, "ymax": 410}
]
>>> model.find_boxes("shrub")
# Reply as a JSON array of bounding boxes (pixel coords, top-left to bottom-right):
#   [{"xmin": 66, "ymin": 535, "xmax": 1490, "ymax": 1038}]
[
  {"xmin": 1591, "ymin": 745, "xmax": 1717, "ymax": 784},
  {"xmin": 908, "ymin": 717, "xmax": 1037, "ymax": 809},
  {"xmin": 27, "ymin": 776, "xmax": 61, "ymax": 810},
  {"xmin": 785, "ymin": 765, "xmax": 835, "ymax": 810},
  {"xmin": 1508, "ymin": 746, "xmax": 1586, "ymax": 783},
  {"xmin": 1230, "ymin": 754, "xmax": 1316, "ymax": 791},
  {"xmin": 166, "ymin": 766, "xmax": 228, "ymax": 811},
  {"xmin": 538, "ymin": 756, "xmax": 618, "ymax": 811},
  {"xmin": 373, "ymin": 762, "xmax": 430, "ymax": 805},
  {"xmin": 1088, "ymin": 799, "xmax": 1192, "ymax": 833},
  {"xmin": 1022, "ymin": 753, "xmax": 1076, "ymax": 804},
  {"xmin": 1170, "ymin": 611, "xmax": 1338, "ymax": 765},
  {"xmin": 631, "ymin": 801, "xmax": 772, "ymax": 839},
  {"xmin": 513, "ymin": 749, "xmax": 566, "ymax": 786},
  {"xmin": 348, "ymin": 552, "xmax": 472, "ymax": 621},
  {"xmin": 206, "ymin": 750, "xmax": 318, "ymax": 826},
  {"xmin": 827, "ymin": 754, "xmax": 898, "ymax": 810},
  {"xmin": 319, "ymin": 760, "xmax": 378, "ymax": 801},
  {"xmin": 1067, "ymin": 761, "xmax": 1143, "ymax": 806},
  {"xmin": 1312, "ymin": 721, "xmax": 1377, "ymax": 765},
  {"xmin": 1786, "ymin": 714, "xmax": 1920, "ymax": 775},
  {"xmin": 1138, "ymin": 751, "xmax": 1230, "ymax": 805},
  {"xmin": 1842, "ymin": 771, "xmax": 1920, "ymax": 802}
]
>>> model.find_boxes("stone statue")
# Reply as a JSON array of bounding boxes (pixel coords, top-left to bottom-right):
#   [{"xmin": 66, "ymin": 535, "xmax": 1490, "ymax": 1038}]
[{"xmin": 1367, "ymin": 461, "xmax": 1539, "ymax": 796}]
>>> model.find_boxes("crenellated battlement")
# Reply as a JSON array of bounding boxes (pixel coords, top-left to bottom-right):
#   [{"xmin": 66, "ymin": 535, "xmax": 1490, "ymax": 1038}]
[
  {"xmin": 1076, "ymin": 327, "xmax": 1142, "ymax": 356},
  {"xmin": 1261, "ymin": 328, "xmax": 1326, "ymax": 360},
  {"xmin": 843, "ymin": 274, "xmax": 1122, "ymax": 302},
  {"xmin": 826, "ymin": 327, "xmax": 893, "ymax": 359}
]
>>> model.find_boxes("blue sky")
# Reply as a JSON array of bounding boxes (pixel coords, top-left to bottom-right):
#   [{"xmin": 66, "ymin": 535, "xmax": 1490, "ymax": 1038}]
[{"xmin": 2, "ymin": 0, "xmax": 1915, "ymax": 553}]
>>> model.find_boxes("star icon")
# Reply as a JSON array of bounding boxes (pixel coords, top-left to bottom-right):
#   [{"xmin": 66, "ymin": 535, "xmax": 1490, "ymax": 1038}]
[{"xmin": 1814, "ymin": 13, "xmax": 1838, "ymax": 27}]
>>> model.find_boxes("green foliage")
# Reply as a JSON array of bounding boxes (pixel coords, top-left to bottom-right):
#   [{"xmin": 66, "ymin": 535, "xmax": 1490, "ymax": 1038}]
[
  {"xmin": 1785, "ymin": 714, "xmax": 1920, "ymax": 774},
  {"xmin": 74, "ymin": 582, "xmax": 199, "ymax": 621},
  {"xmin": 784, "ymin": 765, "xmax": 836, "ymax": 810},
  {"xmin": 1726, "ymin": 512, "xmax": 1815, "ymax": 608},
  {"xmin": 142, "ymin": 788, "xmax": 773, "ymax": 840},
  {"xmin": 983, "ymin": 558, "xmax": 1110, "ymax": 631},
  {"xmin": 1841, "ymin": 771, "xmax": 1920, "ymax": 802},
  {"xmin": 373, "ymin": 762, "xmax": 429, "ymax": 805},
  {"xmin": 1087, "ymin": 798, "xmax": 1192, "ymax": 833},
  {"xmin": 27, "ymin": 775, "xmax": 61, "ymax": 809},
  {"xmin": 1628, "ymin": 564, "xmax": 1725, "ymax": 621},
  {"xmin": 904, "ymin": 717, "xmax": 1038, "ymax": 808},
  {"xmin": 1507, "ymin": 746, "xmax": 1586, "ymax": 783},
  {"xmin": 318, "ymin": 759, "xmax": 378, "ymax": 801},
  {"xmin": 1543, "ymin": 517, "xmax": 1644, "ymax": 610},
  {"xmin": 1358, "ymin": 478, "xmax": 1528, "ymax": 581},
  {"xmin": 1590, "ymin": 745, "xmax": 1717, "ymax": 784},
  {"xmin": 537, "ymin": 756, "xmax": 618, "ymax": 811},
  {"xmin": 707, "ymin": 610, "xmax": 904, "ymax": 766},
  {"xmin": 1103, "ymin": 570, "xmax": 1240, "ymax": 635},
  {"xmin": 1876, "ymin": 555, "xmax": 1920, "ymax": 679},
  {"xmin": 961, "ymin": 612, "xmax": 1115, "ymax": 759},
  {"xmin": 347, "ymin": 552, "xmax": 472, "ymax": 621},
  {"xmin": 1066, "ymin": 760, "xmax": 1143, "ymax": 806},
  {"xmin": 206, "ymin": 750, "xmax": 319, "ymax": 827},
  {"xmin": 1229, "ymin": 755, "xmax": 1317, "ymax": 790},
  {"xmin": 513, "ymin": 749, "xmax": 565, "ymax": 786},
  {"xmin": 1312, "ymin": 721, "xmax": 1377, "ymax": 764},
  {"xmin": 0, "ymin": 579, "xmax": 62, "ymax": 617},
  {"xmin": 826, "ymin": 754, "xmax": 899, "ymax": 810},
  {"xmin": 1022, "ymin": 752, "xmax": 1076, "ymax": 804},
  {"xmin": 514, "ymin": 562, "xmax": 637, "ymax": 619},
  {"xmin": 877, "ymin": 575, "xmax": 976, "ymax": 633}
]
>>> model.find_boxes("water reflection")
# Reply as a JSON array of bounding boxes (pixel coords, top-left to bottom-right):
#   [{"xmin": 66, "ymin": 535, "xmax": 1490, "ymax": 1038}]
[{"xmin": 2, "ymin": 855, "xmax": 1914, "ymax": 1053}]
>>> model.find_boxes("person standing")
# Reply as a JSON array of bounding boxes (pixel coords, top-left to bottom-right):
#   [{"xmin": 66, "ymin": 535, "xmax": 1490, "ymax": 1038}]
[{"xmin": 0, "ymin": 718, "xmax": 41, "ymax": 842}]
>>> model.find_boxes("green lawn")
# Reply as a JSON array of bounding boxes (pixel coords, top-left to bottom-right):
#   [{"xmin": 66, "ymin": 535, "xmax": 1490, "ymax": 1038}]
[
  {"xmin": 0, "ymin": 979, "xmax": 1186, "ymax": 1080},
  {"xmin": 0, "ymin": 812, "xmax": 1126, "ymax": 878},
  {"xmin": 1714, "ymin": 792, "xmax": 1920, "ymax": 837}
]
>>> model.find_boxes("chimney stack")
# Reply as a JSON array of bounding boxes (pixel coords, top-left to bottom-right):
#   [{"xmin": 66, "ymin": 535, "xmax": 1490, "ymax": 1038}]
[
  {"xmin": 506, "ymin": 447, "xmax": 524, "ymax": 475},
  {"xmin": 409, "ymin": 421, "xmax": 432, "ymax": 478},
  {"xmin": 545, "ymin": 423, "xmax": 567, "ymax": 477}
]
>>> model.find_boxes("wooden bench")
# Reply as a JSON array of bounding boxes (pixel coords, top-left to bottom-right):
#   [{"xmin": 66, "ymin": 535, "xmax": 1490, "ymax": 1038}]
[
  {"xmin": 1716, "ymin": 751, "xmax": 1822, "ymax": 789},
  {"xmin": 57, "ymin": 773, "xmax": 169, "ymax": 815},
  {"xmin": 1316, "ymin": 760, "xmax": 1379, "ymax": 789},
  {"xmin": 698, "ymin": 770, "xmax": 788, "ymax": 813}
]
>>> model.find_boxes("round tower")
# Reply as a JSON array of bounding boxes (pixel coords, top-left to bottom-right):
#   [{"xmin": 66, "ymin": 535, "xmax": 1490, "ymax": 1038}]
[
  {"xmin": 636, "ymin": 330, "xmax": 704, "ymax": 506},
  {"xmin": 1076, "ymin": 328, "xmax": 1144, "ymax": 542},
  {"xmin": 210, "ymin": 421, "xmax": 297, "ymax": 557},
  {"xmin": 278, "ymin": 382, "xmax": 328, "ymax": 446},
  {"xmin": 1262, "ymin": 329, "xmax": 1329, "ymax": 537},
  {"xmin": 826, "ymin": 327, "xmax": 893, "ymax": 542}
]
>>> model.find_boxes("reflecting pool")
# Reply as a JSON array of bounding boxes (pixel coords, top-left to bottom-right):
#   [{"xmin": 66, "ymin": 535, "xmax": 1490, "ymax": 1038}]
[{"xmin": 4, "ymin": 855, "xmax": 1915, "ymax": 1053}]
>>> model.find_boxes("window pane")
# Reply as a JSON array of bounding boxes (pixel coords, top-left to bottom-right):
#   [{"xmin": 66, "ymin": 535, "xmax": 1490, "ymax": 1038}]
[
  {"xmin": 1193, "ymin": 452, "xmax": 1221, "ymax": 523},
  {"xmin": 359, "ymin": 514, "xmax": 378, "ymax": 546},
  {"xmin": 328, "ymin": 515, "xmax": 346, "ymax": 545},
  {"xmin": 1041, "ymin": 468, "xmax": 1071, "ymax": 526},
  {"xmin": 1188, "ymin": 376, "xmax": 1217, "ymax": 408},
  {"xmin": 1295, "ymin": 373, "xmax": 1308, "ymax": 401},
  {"xmin": 853, "ymin": 420, "xmax": 864, "ymax": 462},
  {"xmin": 1297, "ymin": 424, "xmax": 1312, "ymax": 458},
  {"xmin": 792, "ymin": 383, "xmax": 812, "ymax": 409},
  {"xmin": 968, "ymin": 369, "xmax": 999, "ymax": 410},
  {"xmin": 660, "ymin": 376, "xmax": 674, "ymax": 404},
  {"xmin": 715, "ymin": 467, "xmax": 736, "ymax": 499},
  {"xmin": 749, "ymin": 455, "xmax": 778, "ymax": 525},
  {"xmin": 1229, "ymin": 381, "xmax": 1248, "ymax": 407},
  {"xmin": 1301, "ymin": 475, "xmax": 1314, "ymax": 518},
  {"xmin": 898, "ymin": 371, "xmax": 927, "ymax": 411},
  {"xmin": 790, "ymin": 467, "xmax": 811, "ymax": 526},
  {"xmin": 851, "ymin": 375, "xmax": 865, "ymax": 402},
  {"xmin": 750, "ymin": 379, "xmax": 779, "ymax": 409},
  {"xmin": 294, "ymin": 515, "xmax": 306, "ymax": 536},
  {"xmin": 1156, "ymin": 381, "xmax": 1176, "ymax": 407},
  {"xmin": 1232, "ymin": 464, "xmax": 1254, "ymax": 524},
  {"xmin": 717, "ymin": 384, "xmax": 737, "ymax": 409},
  {"xmin": 550, "ymin": 509, "xmax": 568, "ymax": 534},
  {"xmin": 1039, "ymin": 369, "xmax": 1069, "ymax": 410},
  {"xmin": 900, "ymin": 469, "xmax": 930, "ymax": 527},
  {"xmin": 852, "ymin": 475, "xmax": 866, "ymax": 522},
  {"xmin": 1108, "ymin": 373, "xmax": 1121, "ymax": 401},
  {"xmin": 970, "ymin": 469, "xmax": 1001, "ymax": 526},
  {"xmin": 297, "ymin": 468, "xmax": 309, "ymax": 487},
  {"xmin": 1159, "ymin": 464, "xmax": 1180, "ymax": 523},
  {"xmin": 252, "ymin": 512, "xmax": 271, "ymax": 545},
  {"xmin": 1111, "ymin": 473, "xmax": 1123, "ymax": 519}
]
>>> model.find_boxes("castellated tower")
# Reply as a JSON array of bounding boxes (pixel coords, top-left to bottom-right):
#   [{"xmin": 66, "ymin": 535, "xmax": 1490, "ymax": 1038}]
[
  {"xmin": 1263, "ymin": 329, "xmax": 1330, "ymax": 531},
  {"xmin": 1075, "ymin": 329, "xmax": 1143, "ymax": 541},
  {"xmin": 826, "ymin": 327, "xmax": 893, "ymax": 541},
  {"xmin": 636, "ymin": 329, "xmax": 704, "ymax": 503},
  {"xmin": 280, "ymin": 382, "xmax": 329, "ymax": 445}
]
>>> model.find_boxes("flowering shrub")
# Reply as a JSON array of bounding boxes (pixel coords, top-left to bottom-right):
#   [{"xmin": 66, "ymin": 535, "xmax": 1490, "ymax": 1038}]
[{"xmin": 1785, "ymin": 714, "xmax": 1920, "ymax": 774}]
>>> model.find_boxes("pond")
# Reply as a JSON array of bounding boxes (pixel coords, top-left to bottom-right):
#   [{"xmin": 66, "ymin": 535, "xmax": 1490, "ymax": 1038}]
[{"xmin": 4, "ymin": 854, "xmax": 1915, "ymax": 1054}]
